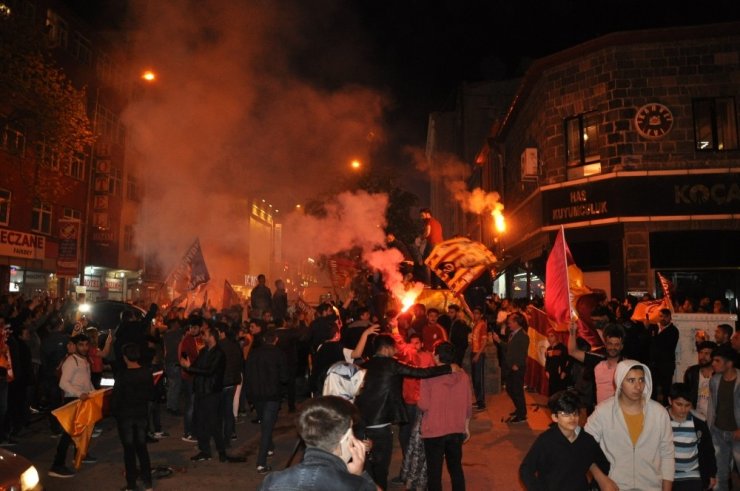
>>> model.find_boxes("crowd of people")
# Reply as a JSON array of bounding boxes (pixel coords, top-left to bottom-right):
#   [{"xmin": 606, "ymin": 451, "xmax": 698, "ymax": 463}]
[{"xmin": 0, "ymin": 271, "xmax": 738, "ymax": 491}]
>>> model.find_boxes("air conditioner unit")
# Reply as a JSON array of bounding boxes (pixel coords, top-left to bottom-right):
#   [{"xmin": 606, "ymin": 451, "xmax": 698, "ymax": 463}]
[{"xmin": 521, "ymin": 148, "xmax": 538, "ymax": 180}]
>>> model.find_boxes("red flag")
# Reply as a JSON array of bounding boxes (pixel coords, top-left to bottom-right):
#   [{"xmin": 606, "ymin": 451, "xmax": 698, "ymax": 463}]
[
  {"xmin": 545, "ymin": 227, "xmax": 575, "ymax": 324},
  {"xmin": 222, "ymin": 280, "xmax": 241, "ymax": 309}
]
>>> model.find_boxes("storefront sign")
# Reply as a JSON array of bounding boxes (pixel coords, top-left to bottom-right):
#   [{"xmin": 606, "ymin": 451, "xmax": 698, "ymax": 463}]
[
  {"xmin": 105, "ymin": 277, "xmax": 123, "ymax": 292},
  {"xmin": 56, "ymin": 220, "xmax": 80, "ymax": 277},
  {"xmin": 84, "ymin": 275, "xmax": 101, "ymax": 290},
  {"xmin": 0, "ymin": 228, "xmax": 45, "ymax": 260},
  {"xmin": 542, "ymin": 173, "xmax": 740, "ymax": 225}
]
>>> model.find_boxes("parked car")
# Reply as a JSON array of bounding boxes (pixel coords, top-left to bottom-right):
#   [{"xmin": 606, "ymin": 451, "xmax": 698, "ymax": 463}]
[{"xmin": 0, "ymin": 448, "xmax": 42, "ymax": 490}]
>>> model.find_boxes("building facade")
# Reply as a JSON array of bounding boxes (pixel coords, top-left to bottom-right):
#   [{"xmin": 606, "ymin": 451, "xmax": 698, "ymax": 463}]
[{"xmin": 481, "ymin": 22, "xmax": 740, "ymax": 304}]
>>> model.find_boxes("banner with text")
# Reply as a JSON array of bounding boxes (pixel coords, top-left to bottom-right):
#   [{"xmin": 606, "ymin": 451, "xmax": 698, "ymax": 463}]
[{"xmin": 57, "ymin": 220, "xmax": 80, "ymax": 277}]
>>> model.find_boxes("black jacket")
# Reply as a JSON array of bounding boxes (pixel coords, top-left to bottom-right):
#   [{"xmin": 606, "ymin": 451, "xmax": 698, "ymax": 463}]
[
  {"xmin": 520, "ymin": 423, "xmax": 609, "ymax": 491},
  {"xmin": 354, "ymin": 356, "xmax": 451, "ymax": 426},
  {"xmin": 693, "ymin": 414, "xmax": 718, "ymax": 490},
  {"xmin": 113, "ymin": 303, "xmax": 157, "ymax": 372},
  {"xmin": 683, "ymin": 364, "xmax": 703, "ymax": 408},
  {"xmin": 219, "ymin": 338, "xmax": 243, "ymax": 387},
  {"xmin": 258, "ymin": 447, "xmax": 376, "ymax": 491},
  {"xmin": 245, "ymin": 344, "xmax": 289, "ymax": 402},
  {"xmin": 186, "ymin": 344, "xmax": 226, "ymax": 395},
  {"xmin": 111, "ymin": 366, "xmax": 155, "ymax": 419}
]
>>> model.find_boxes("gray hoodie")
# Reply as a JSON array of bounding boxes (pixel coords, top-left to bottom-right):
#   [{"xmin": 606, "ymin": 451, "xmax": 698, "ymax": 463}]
[{"xmin": 585, "ymin": 360, "xmax": 675, "ymax": 491}]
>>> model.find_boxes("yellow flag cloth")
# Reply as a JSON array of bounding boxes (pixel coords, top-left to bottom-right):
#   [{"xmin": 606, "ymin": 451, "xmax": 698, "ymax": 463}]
[{"xmin": 51, "ymin": 389, "xmax": 109, "ymax": 469}]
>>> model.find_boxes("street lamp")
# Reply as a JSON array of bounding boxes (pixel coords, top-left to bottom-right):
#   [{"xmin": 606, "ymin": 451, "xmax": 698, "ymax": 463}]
[
  {"xmin": 350, "ymin": 159, "xmax": 362, "ymax": 170},
  {"xmin": 141, "ymin": 70, "xmax": 156, "ymax": 82}
]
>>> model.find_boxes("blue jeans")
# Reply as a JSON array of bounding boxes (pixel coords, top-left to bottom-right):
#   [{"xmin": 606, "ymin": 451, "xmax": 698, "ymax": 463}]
[
  {"xmin": 117, "ymin": 416, "xmax": 152, "ymax": 489},
  {"xmin": 255, "ymin": 400, "xmax": 280, "ymax": 466},
  {"xmin": 165, "ymin": 364, "xmax": 182, "ymax": 412},
  {"xmin": 711, "ymin": 426, "xmax": 740, "ymax": 491}
]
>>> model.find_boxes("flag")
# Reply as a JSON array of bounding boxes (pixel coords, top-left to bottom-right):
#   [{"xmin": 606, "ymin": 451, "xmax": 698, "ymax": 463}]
[
  {"xmin": 163, "ymin": 238, "xmax": 211, "ymax": 300},
  {"xmin": 52, "ymin": 389, "xmax": 108, "ymax": 469},
  {"xmin": 424, "ymin": 238, "xmax": 497, "ymax": 296},
  {"xmin": 657, "ymin": 272, "xmax": 674, "ymax": 312},
  {"xmin": 631, "ymin": 298, "xmax": 668, "ymax": 324},
  {"xmin": 545, "ymin": 227, "xmax": 577, "ymax": 324},
  {"xmin": 524, "ymin": 306, "xmax": 557, "ymax": 395},
  {"xmin": 222, "ymin": 280, "xmax": 241, "ymax": 309}
]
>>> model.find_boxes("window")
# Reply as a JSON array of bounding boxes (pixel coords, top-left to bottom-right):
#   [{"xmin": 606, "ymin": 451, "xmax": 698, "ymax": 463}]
[
  {"xmin": 96, "ymin": 51, "xmax": 112, "ymax": 84},
  {"xmin": 126, "ymin": 174, "xmax": 139, "ymax": 201},
  {"xmin": 31, "ymin": 199, "xmax": 52, "ymax": 234},
  {"xmin": 95, "ymin": 105, "xmax": 125, "ymax": 144},
  {"xmin": 71, "ymin": 32, "xmax": 92, "ymax": 66},
  {"xmin": 2, "ymin": 123, "xmax": 25, "ymax": 155},
  {"xmin": 565, "ymin": 112, "xmax": 601, "ymax": 179},
  {"xmin": 63, "ymin": 207, "xmax": 81, "ymax": 220},
  {"xmin": 109, "ymin": 167, "xmax": 121, "ymax": 195},
  {"xmin": 66, "ymin": 153, "xmax": 86, "ymax": 180},
  {"xmin": 0, "ymin": 188, "xmax": 10, "ymax": 225},
  {"xmin": 124, "ymin": 224, "xmax": 134, "ymax": 252},
  {"xmin": 45, "ymin": 9, "xmax": 68, "ymax": 49},
  {"xmin": 693, "ymin": 97, "xmax": 739, "ymax": 151},
  {"xmin": 35, "ymin": 140, "xmax": 62, "ymax": 170}
]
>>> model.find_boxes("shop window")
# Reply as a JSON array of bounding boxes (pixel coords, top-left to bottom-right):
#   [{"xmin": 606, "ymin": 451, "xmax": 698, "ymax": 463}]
[
  {"xmin": 31, "ymin": 199, "xmax": 52, "ymax": 234},
  {"xmin": 693, "ymin": 97, "xmax": 739, "ymax": 151},
  {"xmin": 0, "ymin": 188, "xmax": 10, "ymax": 225},
  {"xmin": 565, "ymin": 112, "xmax": 601, "ymax": 180},
  {"xmin": 1, "ymin": 123, "xmax": 25, "ymax": 155}
]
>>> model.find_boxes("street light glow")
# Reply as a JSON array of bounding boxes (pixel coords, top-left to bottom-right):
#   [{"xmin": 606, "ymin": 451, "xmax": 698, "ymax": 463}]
[
  {"xmin": 141, "ymin": 70, "xmax": 156, "ymax": 82},
  {"xmin": 351, "ymin": 159, "xmax": 361, "ymax": 170}
]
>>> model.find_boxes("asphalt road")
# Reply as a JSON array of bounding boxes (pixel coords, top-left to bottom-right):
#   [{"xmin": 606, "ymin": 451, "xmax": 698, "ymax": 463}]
[{"xmin": 13, "ymin": 390, "xmax": 552, "ymax": 491}]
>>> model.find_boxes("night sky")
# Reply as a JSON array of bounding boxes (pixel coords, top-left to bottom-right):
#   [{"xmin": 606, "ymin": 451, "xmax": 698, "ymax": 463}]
[{"xmin": 69, "ymin": 0, "xmax": 740, "ymax": 199}]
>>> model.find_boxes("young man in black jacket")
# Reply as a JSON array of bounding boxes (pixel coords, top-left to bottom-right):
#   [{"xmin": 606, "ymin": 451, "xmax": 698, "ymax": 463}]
[
  {"xmin": 112, "ymin": 343, "xmax": 155, "ymax": 491},
  {"xmin": 181, "ymin": 325, "xmax": 226, "ymax": 462},
  {"xmin": 245, "ymin": 330, "xmax": 289, "ymax": 473},
  {"xmin": 216, "ymin": 323, "xmax": 243, "ymax": 445}
]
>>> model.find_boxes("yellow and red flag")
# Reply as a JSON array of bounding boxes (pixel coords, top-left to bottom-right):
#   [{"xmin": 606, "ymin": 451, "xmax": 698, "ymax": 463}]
[
  {"xmin": 631, "ymin": 298, "xmax": 669, "ymax": 325},
  {"xmin": 424, "ymin": 238, "xmax": 497, "ymax": 296},
  {"xmin": 657, "ymin": 272, "xmax": 675, "ymax": 312},
  {"xmin": 52, "ymin": 389, "xmax": 108, "ymax": 469}
]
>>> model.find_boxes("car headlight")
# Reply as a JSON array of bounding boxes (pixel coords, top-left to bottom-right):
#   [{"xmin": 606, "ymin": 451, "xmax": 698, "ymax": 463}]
[{"xmin": 20, "ymin": 465, "xmax": 39, "ymax": 491}]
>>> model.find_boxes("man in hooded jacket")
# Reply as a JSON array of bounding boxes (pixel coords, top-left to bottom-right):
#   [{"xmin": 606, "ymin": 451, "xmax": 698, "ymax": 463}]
[{"xmin": 585, "ymin": 360, "xmax": 675, "ymax": 491}]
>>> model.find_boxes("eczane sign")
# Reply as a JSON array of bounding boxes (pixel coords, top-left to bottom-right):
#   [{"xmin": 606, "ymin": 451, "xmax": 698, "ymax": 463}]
[{"xmin": 0, "ymin": 228, "xmax": 46, "ymax": 260}]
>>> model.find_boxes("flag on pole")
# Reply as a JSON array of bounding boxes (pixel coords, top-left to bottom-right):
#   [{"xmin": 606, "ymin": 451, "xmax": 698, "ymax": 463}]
[
  {"xmin": 424, "ymin": 238, "xmax": 497, "ymax": 296},
  {"xmin": 163, "ymin": 238, "xmax": 211, "ymax": 301},
  {"xmin": 631, "ymin": 298, "xmax": 668, "ymax": 324},
  {"xmin": 222, "ymin": 280, "xmax": 241, "ymax": 309},
  {"xmin": 657, "ymin": 272, "xmax": 675, "ymax": 312},
  {"xmin": 545, "ymin": 227, "xmax": 577, "ymax": 324},
  {"xmin": 52, "ymin": 389, "xmax": 108, "ymax": 469}
]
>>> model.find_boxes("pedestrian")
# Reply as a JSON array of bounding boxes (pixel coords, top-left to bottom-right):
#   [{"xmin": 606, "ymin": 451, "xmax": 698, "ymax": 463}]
[
  {"xmin": 568, "ymin": 322, "xmax": 625, "ymax": 404},
  {"xmin": 250, "ymin": 274, "xmax": 272, "ymax": 320},
  {"xmin": 706, "ymin": 344, "xmax": 740, "ymax": 491},
  {"xmin": 418, "ymin": 342, "xmax": 472, "ymax": 491},
  {"xmin": 216, "ymin": 322, "xmax": 242, "ymax": 445},
  {"xmin": 245, "ymin": 330, "xmax": 289, "ymax": 474},
  {"xmin": 354, "ymin": 333, "xmax": 459, "ymax": 490},
  {"xmin": 162, "ymin": 319, "xmax": 184, "ymax": 415},
  {"xmin": 648, "ymin": 308, "xmax": 679, "ymax": 402},
  {"xmin": 258, "ymin": 396, "xmax": 376, "ymax": 490},
  {"xmin": 111, "ymin": 343, "xmax": 154, "ymax": 491},
  {"xmin": 178, "ymin": 316, "xmax": 203, "ymax": 443},
  {"xmin": 519, "ymin": 389, "xmax": 615, "ymax": 491},
  {"xmin": 470, "ymin": 307, "xmax": 488, "ymax": 411},
  {"xmin": 48, "ymin": 334, "xmax": 97, "ymax": 478},
  {"xmin": 682, "ymin": 340, "xmax": 716, "ymax": 421},
  {"xmin": 447, "ymin": 305, "xmax": 470, "ymax": 366},
  {"xmin": 181, "ymin": 324, "xmax": 227, "ymax": 462},
  {"xmin": 667, "ymin": 383, "xmax": 717, "ymax": 491},
  {"xmin": 494, "ymin": 312, "xmax": 530, "ymax": 423},
  {"xmin": 585, "ymin": 360, "xmax": 675, "ymax": 491},
  {"xmin": 421, "ymin": 309, "xmax": 447, "ymax": 353},
  {"xmin": 544, "ymin": 329, "xmax": 569, "ymax": 396},
  {"xmin": 272, "ymin": 280, "xmax": 288, "ymax": 324}
]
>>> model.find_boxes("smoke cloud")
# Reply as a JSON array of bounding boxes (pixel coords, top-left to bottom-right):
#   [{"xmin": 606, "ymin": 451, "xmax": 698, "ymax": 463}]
[{"xmin": 122, "ymin": 0, "xmax": 386, "ymax": 278}]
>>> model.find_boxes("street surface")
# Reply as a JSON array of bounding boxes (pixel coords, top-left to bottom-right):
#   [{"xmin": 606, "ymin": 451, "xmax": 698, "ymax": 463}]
[{"xmin": 14, "ymin": 391, "xmax": 551, "ymax": 490}]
